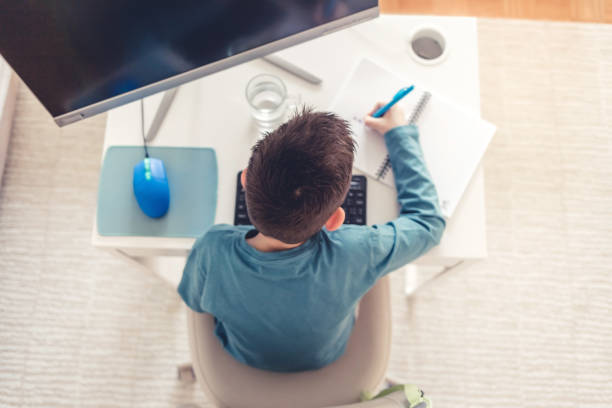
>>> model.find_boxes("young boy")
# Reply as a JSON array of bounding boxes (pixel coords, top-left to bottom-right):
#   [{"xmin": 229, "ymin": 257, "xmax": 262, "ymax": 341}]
[{"xmin": 178, "ymin": 104, "xmax": 445, "ymax": 372}]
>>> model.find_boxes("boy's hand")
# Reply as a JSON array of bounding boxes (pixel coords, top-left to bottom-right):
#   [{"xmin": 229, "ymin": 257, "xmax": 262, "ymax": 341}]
[{"xmin": 364, "ymin": 103, "xmax": 406, "ymax": 135}]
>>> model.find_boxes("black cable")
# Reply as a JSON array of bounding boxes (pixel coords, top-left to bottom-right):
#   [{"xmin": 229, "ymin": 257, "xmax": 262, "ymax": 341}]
[{"xmin": 140, "ymin": 99, "xmax": 149, "ymax": 158}]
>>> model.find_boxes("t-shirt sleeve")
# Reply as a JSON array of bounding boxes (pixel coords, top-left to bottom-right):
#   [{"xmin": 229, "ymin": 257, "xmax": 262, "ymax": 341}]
[
  {"xmin": 367, "ymin": 125, "xmax": 446, "ymax": 278},
  {"xmin": 177, "ymin": 237, "xmax": 207, "ymax": 313}
]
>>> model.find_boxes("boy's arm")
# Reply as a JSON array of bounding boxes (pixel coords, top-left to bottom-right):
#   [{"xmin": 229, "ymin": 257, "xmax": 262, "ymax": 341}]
[
  {"xmin": 364, "ymin": 106, "xmax": 446, "ymax": 278},
  {"xmin": 177, "ymin": 237, "xmax": 207, "ymax": 313}
]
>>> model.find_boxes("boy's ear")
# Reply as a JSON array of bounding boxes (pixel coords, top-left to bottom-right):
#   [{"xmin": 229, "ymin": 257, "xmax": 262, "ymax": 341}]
[
  {"xmin": 325, "ymin": 207, "xmax": 345, "ymax": 232},
  {"xmin": 240, "ymin": 168, "xmax": 247, "ymax": 189}
]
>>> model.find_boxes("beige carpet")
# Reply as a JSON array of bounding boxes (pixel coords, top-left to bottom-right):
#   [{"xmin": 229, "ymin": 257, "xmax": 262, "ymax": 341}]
[{"xmin": 1, "ymin": 19, "xmax": 611, "ymax": 407}]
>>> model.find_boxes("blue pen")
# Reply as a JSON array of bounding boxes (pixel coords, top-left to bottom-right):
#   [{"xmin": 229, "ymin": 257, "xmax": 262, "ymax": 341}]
[{"xmin": 372, "ymin": 85, "xmax": 415, "ymax": 118}]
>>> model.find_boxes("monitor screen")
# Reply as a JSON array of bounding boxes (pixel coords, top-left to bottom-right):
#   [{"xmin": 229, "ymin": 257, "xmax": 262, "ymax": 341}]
[{"xmin": 0, "ymin": 0, "xmax": 378, "ymax": 125}]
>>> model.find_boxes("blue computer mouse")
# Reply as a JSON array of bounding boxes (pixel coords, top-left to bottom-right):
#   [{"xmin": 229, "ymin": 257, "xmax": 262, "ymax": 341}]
[{"xmin": 133, "ymin": 157, "xmax": 170, "ymax": 218}]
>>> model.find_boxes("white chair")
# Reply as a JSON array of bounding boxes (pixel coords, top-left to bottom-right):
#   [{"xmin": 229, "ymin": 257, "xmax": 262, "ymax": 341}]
[{"xmin": 185, "ymin": 275, "xmax": 406, "ymax": 408}]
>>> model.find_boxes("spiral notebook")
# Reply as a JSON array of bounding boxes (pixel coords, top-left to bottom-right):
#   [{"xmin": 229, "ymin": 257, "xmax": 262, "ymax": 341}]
[{"xmin": 330, "ymin": 58, "xmax": 496, "ymax": 217}]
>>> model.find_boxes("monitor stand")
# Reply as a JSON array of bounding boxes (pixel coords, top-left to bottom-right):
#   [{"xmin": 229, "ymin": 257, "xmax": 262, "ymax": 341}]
[
  {"xmin": 143, "ymin": 87, "xmax": 178, "ymax": 143},
  {"xmin": 145, "ymin": 54, "xmax": 321, "ymax": 143},
  {"xmin": 262, "ymin": 55, "xmax": 322, "ymax": 85}
]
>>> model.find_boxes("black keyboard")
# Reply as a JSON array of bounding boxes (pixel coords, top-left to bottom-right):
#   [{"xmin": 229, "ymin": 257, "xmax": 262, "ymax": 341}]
[{"xmin": 234, "ymin": 172, "xmax": 367, "ymax": 226}]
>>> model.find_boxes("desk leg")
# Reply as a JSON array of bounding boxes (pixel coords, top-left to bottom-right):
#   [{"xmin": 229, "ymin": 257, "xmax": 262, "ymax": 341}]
[
  {"xmin": 404, "ymin": 261, "xmax": 466, "ymax": 296},
  {"xmin": 135, "ymin": 256, "xmax": 186, "ymax": 289},
  {"xmin": 101, "ymin": 248, "xmax": 186, "ymax": 290},
  {"xmin": 100, "ymin": 247, "xmax": 150, "ymax": 272}
]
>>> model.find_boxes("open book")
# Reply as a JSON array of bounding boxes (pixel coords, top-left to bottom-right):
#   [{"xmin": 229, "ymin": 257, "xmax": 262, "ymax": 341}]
[{"xmin": 330, "ymin": 59, "xmax": 496, "ymax": 217}]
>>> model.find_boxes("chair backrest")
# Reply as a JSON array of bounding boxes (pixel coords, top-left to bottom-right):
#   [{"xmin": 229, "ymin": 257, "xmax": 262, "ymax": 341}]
[{"xmin": 186, "ymin": 275, "xmax": 391, "ymax": 408}]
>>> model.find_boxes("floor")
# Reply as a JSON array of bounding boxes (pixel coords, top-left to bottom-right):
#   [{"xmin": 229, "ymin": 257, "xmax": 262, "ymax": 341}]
[
  {"xmin": 1, "ymin": 18, "xmax": 611, "ymax": 408},
  {"xmin": 381, "ymin": 0, "xmax": 612, "ymax": 23}
]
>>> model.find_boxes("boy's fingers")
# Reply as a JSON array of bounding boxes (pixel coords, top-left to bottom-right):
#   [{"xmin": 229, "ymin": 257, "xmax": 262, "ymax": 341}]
[
  {"xmin": 367, "ymin": 102, "xmax": 387, "ymax": 117},
  {"xmin": 364, "ymin": 116, "xmax": 383, "ymax": 131},
  {"xmin": 364, "ymin": 115, "xmax": 378, "ymax": 125},
  {"xmin": 368, "ymin": 102, "xmax": 383, "ymax": 116}
]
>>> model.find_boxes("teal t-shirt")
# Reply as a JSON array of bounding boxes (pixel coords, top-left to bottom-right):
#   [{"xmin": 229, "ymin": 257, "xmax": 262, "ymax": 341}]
[{"xmin": 178, "ymin": 125, "xmax": 445, "ymax": 372}]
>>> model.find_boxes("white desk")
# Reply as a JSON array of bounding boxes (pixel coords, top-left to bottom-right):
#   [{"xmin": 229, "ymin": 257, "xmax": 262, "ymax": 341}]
[{"xmin": 92, "ymin": 15, "xmax": 487, "ymax": 290}]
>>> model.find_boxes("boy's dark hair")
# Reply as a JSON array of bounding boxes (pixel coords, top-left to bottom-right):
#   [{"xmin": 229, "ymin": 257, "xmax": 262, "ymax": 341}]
[{"xmin": 246, "ymin": 108, "xmax": 355, "ymax": 244}]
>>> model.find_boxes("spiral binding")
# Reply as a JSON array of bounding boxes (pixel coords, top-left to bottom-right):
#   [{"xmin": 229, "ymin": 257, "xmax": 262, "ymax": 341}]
[
  {"xmin": 376, "ymin": 155, "xmax": 392, "ymax": 179},
  {"xmin": 408, "ymin": 92, "xmax": 431, "ymax": 125},
  {"xmin": 376, "ymin": 92, "xmax": 432, "ymax": 181}
]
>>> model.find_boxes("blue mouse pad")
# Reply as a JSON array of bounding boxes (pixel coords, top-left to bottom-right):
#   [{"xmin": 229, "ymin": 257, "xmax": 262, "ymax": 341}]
[{"xmin": 97, "ymin": 146, "xmax": 217, "ymax": 237}]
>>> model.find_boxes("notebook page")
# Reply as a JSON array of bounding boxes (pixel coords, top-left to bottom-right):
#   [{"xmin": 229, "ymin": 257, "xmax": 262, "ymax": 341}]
[
  {"xmin": 411, "ymin": 89, "xmax": 495, "ymax": 216},
  {"xmin": 330, "ymin": 59, "xmax": 405, "ymax": 186},
  {"xmin": 330, "ymin": 58, "xmax": 496, "ymax": 218}
]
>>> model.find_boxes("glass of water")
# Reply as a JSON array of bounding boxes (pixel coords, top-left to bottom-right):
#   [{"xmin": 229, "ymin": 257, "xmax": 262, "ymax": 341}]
[{"xmin": 245, "ymin": 74, "xmax": 299, "ymax": 135}]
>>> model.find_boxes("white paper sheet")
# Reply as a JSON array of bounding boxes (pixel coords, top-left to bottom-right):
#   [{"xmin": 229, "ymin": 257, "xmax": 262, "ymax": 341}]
[{"xmin": 330, "ymin": 59, "xmax": 496, "ymax": 217}]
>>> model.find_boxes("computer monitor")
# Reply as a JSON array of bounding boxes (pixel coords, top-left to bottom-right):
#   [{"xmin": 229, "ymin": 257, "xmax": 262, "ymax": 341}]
[{"xmin": 0, "ymin": 1, "xmax": 378, "ymax": 126}]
